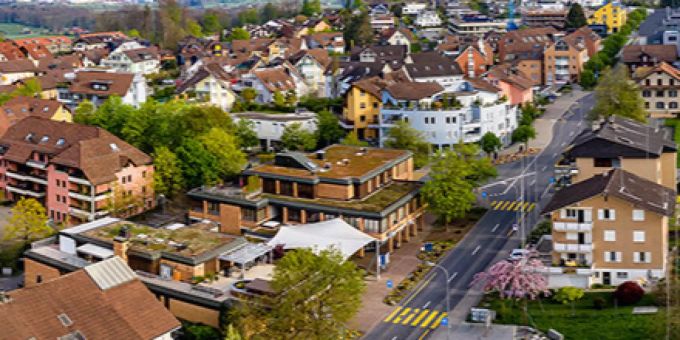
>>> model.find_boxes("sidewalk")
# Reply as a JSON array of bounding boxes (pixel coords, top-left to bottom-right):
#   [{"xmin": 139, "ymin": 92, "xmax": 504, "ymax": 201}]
[
  {"xmin": 500, "ymin": 89, "xmax": 590, "ymax": 156},
  {"xmin": 429, "ymin": 322, "xmax": 518, "ymax": 340}
]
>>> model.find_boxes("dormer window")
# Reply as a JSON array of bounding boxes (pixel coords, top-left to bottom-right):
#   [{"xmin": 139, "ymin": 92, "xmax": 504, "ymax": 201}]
[
  {"xmin": 56, "ymin": 138, "xmax": 65, "ymax": 147},
  {"xmin": 40, "ymin": 135, "xmax": 49, "ymax": 143},
  {"xmin": 110, "ymin": 143, "xmax": 120, "ymax": 152},
  {"xmin": 25, "ymin": 133, "xmax": 34, "ymax": 142}
]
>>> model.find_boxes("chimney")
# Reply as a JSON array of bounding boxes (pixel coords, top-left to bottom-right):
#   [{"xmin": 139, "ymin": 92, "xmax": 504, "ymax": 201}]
[
  {"xmin": 113, "ymin": 226, "xmax": 130, "ymax": 263},
  {"xmin": 316, "ymin": 150, "xmax": 326, "ymax": 160},
  {"xmin": 0, "ymin": 292, "xmax": 12, "ymax": 304}
]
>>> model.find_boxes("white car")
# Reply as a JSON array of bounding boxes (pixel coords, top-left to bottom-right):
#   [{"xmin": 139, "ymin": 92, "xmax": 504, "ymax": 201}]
[{"xmin": 508, "ymin": 249, "xmax": 530, "ymax": 261}]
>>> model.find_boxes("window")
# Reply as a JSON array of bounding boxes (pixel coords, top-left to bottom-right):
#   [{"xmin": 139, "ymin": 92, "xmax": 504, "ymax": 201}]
[
  {"xmin": 672, "ymin": 102, "xmax": 679, "ymax": 109},
  {"xmin": 656, "ymin": 102, "xmax": 665, "ymax": 109},
  {"xmin": 598, "ymin": 209, "xmax": 615, "ymax": 221},
  {"xmin": 373, "ymin": 102, "xmax": 379, "ymax": 108},
  {"xmin": 604, "ymin": 230, "xmax": 616, "ymax": 242},
  {"xmin": 632, "ymin": 209, "xmax": 645, "ymax": 221},
  {"xmin": 658, "ymin": 79, "xmax": 663, "ymax": 86},
  {"xmin": 633, "ymin": 230, "xmax": 646, "ymax": 242},
  {"xmin": 642, "ymin": 90, "xmax": 651, "ymax": 98},
  {"xmin": 564, "ymin": 209, "xmax": 577, "ymax": 218},
  {"xmin": 360, "ymin": 90, "xmax": 365, "ymax": 96},
  {"xmin": 360, "ymin": 115, "xmax": 366, "ymax": 122},
  {"xmin": 279, "ymin": 181, "xmax": 294, "ymax": 196},
  {"xmin": 616, "ymin": 272, "xmax": 629, "ymax": 279},
  {"xmin": 360, "ymin": 103, "xmax": 366, "ymax": 109},
  {"xmin": 657, "ymin": 90, "xmax": 665, "ymax": 97},
  {"xmin": 242, "ymin": 207, "xmax": 257, "ymax": 221},
  {"xmin": 645, "ymin": 102, "xmax": 650, "ymax": 109},
  {"xmin": 645, "ymin": 79, "xmax": 651, "ymax": 86},
  {"xmin": 593, "ymin": 158, "xmax": 613, "ymax": 167},
  {"xmin": 670, "ymin": 90, "xmax": 678, "ymax": 97},
  {"xmin": 566, "ymin": 232, "xmax": 578, "ymax": 240},
  {"xmin": 634, "ymin": 251, "xmax": 652, "ymax": 263},
  {"xmin": 122, "ymin": 176, "xmax": 126, "ymax": 184},
  {"xmin": 36, "ymin": 275, "xmax": 42, "ymax": 284},
  {"xmin": 287, "ymin": 208, "xmax": 301, "ymax": 222},
  {"xmin": 604, "ymin": 251, "xmax": 622, "ymax": 262}
]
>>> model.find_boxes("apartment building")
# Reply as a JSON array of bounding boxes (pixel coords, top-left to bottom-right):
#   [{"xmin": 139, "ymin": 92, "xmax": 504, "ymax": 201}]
[
  {"xmin": 58, "ymin": 70, "xmax": 148, "ymax": 108},
  {"xmin": 188, "ymin": 145, "xmax": 426, "ymax": 254},
  {"xmin": 0, "ymin": 117, "xmax": 155, "ymax": 224},
  {"xmin": 543, "ymin": 30, "xmax": 595, "ymax": 86},
  {"xmin": 0, "ymin": 96, "xmax": 71, "ymax": 136},
  {"xmin": 634, "ymin": 62, "xmax": 680, "ymax": 118},
  {"xmin": 555, "ymin": 116, "xmax": 677, "ymax": 190},
  {"xmin": 101, "ymin": 46, "xmax": 161, "ymax": 75},
  {"xmin": 521, "ymin": 9, "xmax": 568, "ymax": 29},
  {"xmin": 232, "ymin": 111, "xmax": 317, "ymax": 151},
  {"xmin": 448, "ymin": 16, "xmax": 507, "ymax": 36},
  {"xmin": 543, "ymin": 168, "xmax": 674, "ymax": 286},
  {"xmin": 342, "ymin": 77, "xmax": 387, "ymax": 140},
  {"xmin": 175, "ymin": 62, "xmax": 237, "ymax": 111},
  {"xmin": 588, "ymin": 2, "xmax": 627, "ymax": 34},
  {"xmin": 638, "ymin": 7, "xmax": 680, "ymax": 55},
  {"xmin": 622, "ymin": 45, "xmax": 678, "ymax": 72}
]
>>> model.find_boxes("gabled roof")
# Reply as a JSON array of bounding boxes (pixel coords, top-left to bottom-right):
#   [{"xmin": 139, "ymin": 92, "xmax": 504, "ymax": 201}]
[
  {"xmin": 542, "ymin": 169, "xmax": 675, "ymax": 217},
  {"xmin": 633, "ymin": 61, "xmax": 680, "ymax": 82},
  {"xmin": 0, "ymin": 117, "xmax": 152, "ymax": 185},
  {"xmin": 0, "ymin": 41, "xmax": 27, "ymax": 61},
  {"xmin": 352, "ymin": 76, "xmax": 392, "ymax": 98},
  {"xmin": 406, "ymin": 52, "xmax": 462, "ymax": 78},
  {"xmin": 568, "ymin": 115, "xmax": 676, "ymax": 159},
  {"xmin": 485, "ymin": 63, "xmax": 534, "ymax": 90},
  {"xmin": 380, "ymin": 27, "xmax": 416, "ymax": 43},
  {"xmin": 384, "ymin": 81, "xmax": 444, "ymax": 100},
  {"xmin": 337, "ymin": 61, "xmax": 384, "ymax": 81},
  {"xmin": 465, "ymin": 77, "xmax": 500, "ymax": 93},
  {"xmin": 122, "ymin": 47, "xmax": 159, "ymax": 63},
  {"xmin": 176, "ymin": 62, "xmax": 233, "ymax": 93},
  {"xmin": 0, "ymin": 59, "xmax": 36, "ymax": 73},
  {"xmin": 621, "ymin": 44, "xmax": 678, "ymax": 64},
  {"xmin": 252, "ymin": 67, "xmax": 297, "ymax": 92},
  {"xmin": 351, "ymin": 45, "xmax": 407, "ymax": 64},
  {"xmin": 68, "ymin": 70, "xmax": 135, "ymax": 97},
  {"xmin": 0, "ymin": 257, "xmax": 180, "ymax": 339},
  {"xmin": 499, "ymin": 27, "xmax": 557, "ymax": 59},
  {"xmin": 289, "ymin": 48, "xmax": 331, "ymax": 69}
]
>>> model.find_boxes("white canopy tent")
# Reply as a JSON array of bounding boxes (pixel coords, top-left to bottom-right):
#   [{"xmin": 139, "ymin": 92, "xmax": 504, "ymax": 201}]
[{"xmin": 267, "ymin": 218, "xmax": 376, "ymax": 260}]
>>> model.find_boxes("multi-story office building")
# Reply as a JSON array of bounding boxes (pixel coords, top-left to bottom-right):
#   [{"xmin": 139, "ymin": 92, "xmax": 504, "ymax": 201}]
[
  {"xmin": 188, "ymin": 145, "xmax": 426, "ymax": 254},
  {"xmin": 448, "ymin": 15, "xmax": 507, "ymax": 36},
  {"xmin": 0, "ymin": 117, "xmax": 155, "ymax": 224}
]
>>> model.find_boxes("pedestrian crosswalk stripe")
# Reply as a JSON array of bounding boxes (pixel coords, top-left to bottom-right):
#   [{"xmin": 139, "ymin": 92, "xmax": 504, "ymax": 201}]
[
  {"xmin": 401, "ymin": 309, "xmax": 419, "ymax": 325},
  {"xmin": 411, "ymin": 310, "xmax": 430, "ymax": 326},
  {"xmin": 392, "ymin": 307, "xmax": 411, "ymax": 323},
  {"xmin": 490, "ymin": 201, "xmax": 536, "ymax": 212},
  {"xmin": 384, "ymin": 306, "xmax": 402, "ymax": 322},
  {"xmin": 430, "ymin": 313, "xmax": 447, "ymax": 329},
  {"xmin": 420, "ymin": 310, "xmax": 440, "ymax": 328}
]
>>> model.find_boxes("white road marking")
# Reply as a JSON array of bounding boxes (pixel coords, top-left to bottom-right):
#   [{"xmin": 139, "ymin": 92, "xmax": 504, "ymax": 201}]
[
  {"xmin": 569, "ymin": 131, "xmax": 575, "ymax": 137},
  {"xmin": 391, "ymin": 337, "xmax": 398, "ymax": 340},
  {"xmin": 561, "ymin": 142, "xmax": 567, "ymax": 147},
  {"xmin": 472, "ymin": 245, "xmax": 481, "ymax": 255},
  {"xmin": 491, "ymin": 223, "xmax": 500, "ymax": 232},
  {"xmin": 542, "ymin": 165, "xmax": 547, "ymax": 172},
  {"xmin": 422, "ymin": 301, "xmax": 431, "ymax": 309},
  {"xmin": 448, "ymin": 272, "xmax": 458, "ymax": 283},
  {"xmin": 480, "ymin": 171, "xmax": 536, "ymax": 190},
  {"xmin": 529, "ymin": 179, "xmax": 536, "ymax": 186}
]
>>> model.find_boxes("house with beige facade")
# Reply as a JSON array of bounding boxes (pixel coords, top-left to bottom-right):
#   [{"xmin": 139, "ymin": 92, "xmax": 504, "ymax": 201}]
[
  {"xmin": 543, "ymin": 168, "xmax": 674, "ymax": 286},
  {"xmin": 633, "ymin": 62, "xmax": 680, "ymax": 118}
]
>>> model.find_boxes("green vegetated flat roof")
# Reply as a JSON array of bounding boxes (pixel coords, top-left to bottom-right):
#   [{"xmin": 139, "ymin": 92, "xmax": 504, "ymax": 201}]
[
  {"xmin": 266, "ymin": 180, "xmax": 421, "ymax": 213},
  {"xmin": 82, "ymin": 221, "xmax": 238, "ymax": 258}
]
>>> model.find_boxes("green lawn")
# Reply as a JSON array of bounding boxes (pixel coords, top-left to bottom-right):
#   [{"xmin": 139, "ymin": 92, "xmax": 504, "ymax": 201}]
[
  {"xmin": 479, "ymin": 292, "xmax": 665, "ymax": 340},
  {"xmin": 0, "ymin": 23, "xmax": 55, "ymax": 39}
]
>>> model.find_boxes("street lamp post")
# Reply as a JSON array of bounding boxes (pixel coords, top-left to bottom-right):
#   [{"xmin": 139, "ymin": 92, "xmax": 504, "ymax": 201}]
[{"xmin": 425, "ymin": 261, "xmax": 451, "ymax": 340}]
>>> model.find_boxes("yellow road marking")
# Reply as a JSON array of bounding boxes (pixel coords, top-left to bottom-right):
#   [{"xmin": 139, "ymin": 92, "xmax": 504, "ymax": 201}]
[
  {"xmin": 417, "ymin": 329, "xmax": 431, "ymax": 340},
  {"xmin": 528, "ymin": 203, "xmax": 536, "ymax": 211},
  {"xmin": 384, "ymin": 306, "xmax": 402, "ymax": 322},
  {"xmin": 506, "ymin": 201, "xmax": 518, "ymax": 211},
  {"xmin": 420, "ymin": 310, "xmax": 439, "ymax": 328},
  {"xmin": 401, "ymin": 309, "xmax": 419, "ymax": 325},
  {"xmin": 497, "ymin": 201, "xmax": 509, "ymax": 210},
  {"xmin": 430, "ymin": 312, "xmax": 447, "ymax": 329},
  {"xmin": 490, "ymin": 200, "xmax": 499, "ymax": 208},
  {"xmin": 402, "ymin": 272, "xmax": 437, "ymax": 305},
  {"xmin": 411, "ymin": 309, "xmax": 430, "ymax": 326},
  {"xmin": 522, "ymin": 202, "xmax": 530, "ymax": 211},
  {"xmin": 392, "ymin": 307, "xmax": 411, "ymax": 323}
]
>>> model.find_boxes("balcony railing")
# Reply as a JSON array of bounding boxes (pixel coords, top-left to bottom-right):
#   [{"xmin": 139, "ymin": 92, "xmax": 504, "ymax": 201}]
[
  {"xmin": 68, "ymin": 191, "xmax": 110, "ymax": 202},
  {"xmin": 5, "ymin": 170, "xmax": 48, "ymax": 185},
  {"xmin": 553, "ymin": 221, "xmax": 592, "ymax": 232},
  {"xmin": 6, "ymin": 184, "xmax": 46, "ymax": 198},
  {"xmin": 26, "ymin": 160, "xmax": 48, "ymax": 169},
  {"xmin": 554, "ymin": 242, "xmax": 592, "ymax": 253},
  {"xmin": 68, "ymin": 176, "xmax": 91, "ymax": 186}
]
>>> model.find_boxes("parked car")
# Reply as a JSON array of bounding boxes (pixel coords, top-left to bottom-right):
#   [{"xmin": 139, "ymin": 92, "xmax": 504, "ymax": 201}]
[{"xmin": 508, "ymin": 249, "xmax": 530, "ymax": 261}]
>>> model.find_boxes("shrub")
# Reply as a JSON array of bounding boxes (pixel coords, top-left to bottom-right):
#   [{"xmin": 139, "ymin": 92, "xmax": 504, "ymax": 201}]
[
  {"xmin": 614, "ymin": 281, "xmax": 645, "ymax": 305},
  {"xmin": 593, "ymin": 296, "xmax": 606, "ymax": 310}
]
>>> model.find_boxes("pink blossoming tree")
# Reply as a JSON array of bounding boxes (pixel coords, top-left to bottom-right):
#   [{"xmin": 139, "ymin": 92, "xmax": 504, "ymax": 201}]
[{"xmin": 471, "ymin": 254, "xmax": 551, "ymax": 323}]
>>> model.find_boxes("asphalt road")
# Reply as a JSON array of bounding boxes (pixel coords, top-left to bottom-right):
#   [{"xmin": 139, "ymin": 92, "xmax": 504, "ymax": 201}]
[{"xmin": 365, "ymin": 93, "xmax": 595, "ymax": 340}]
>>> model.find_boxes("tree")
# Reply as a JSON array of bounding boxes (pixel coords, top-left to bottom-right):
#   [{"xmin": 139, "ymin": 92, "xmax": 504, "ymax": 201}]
[
  {"xmin": 230, "ymin": 27, "xmax": 251, "ymax": 41},
  {"xmin": 262, "ymin": 3, "xmax": 280, "ymax": 22},
  {"xmin": 422, "ymin": 146, "xmax": 496, "ymax": 223},
  {"xmin": 344, "ymin": 11, "xmax": 374, "ymax": 48},
  {"xmin": 238, "ymin": 8, "xmax": 259, "ymax": 25},
  {"xmin": 74, "ymin": 99, "xmax": 96, "ymax": 117},
  {"xmin": 281, "ymin": 123, "xmax": 317, "ymax": 151},
  {"xmin": 14, "ymin": 78, "xmax": 42, "ymax": 98},
  {"xmin": 566, "ymin": 4, "xmax": 587, "ymax": 29},
  {"xmin": 152, "ymin": 146, "xmax": 184, "ymax": 197},
  {"xmin": 106, "ymin": 183, "xmax": 144, "ymax": 218},
  {"xmin": 176, "ymin": 138, "xmax": 221, "ymax": 188},
  {"xmin": 3, "ymin": 197, "xmax": 51, "ymax": 243},
  {"xmin": 185, "ymin": 19, "xmax": 203, "ymax": 37},
  {"xmin": 199, "ymin": 128, "xmax": 247, "ymax": 179},
  {"xmin": 471, "ymin": 253, "xmax": 550, "ymax": 324},
  {"xmin": 614, "ymin": 281, "xmax": 645, "ymax": 305},
  {"xmin": 302, "ymin": 0, "xmax": 321, "ymax": 16},
  {"xmin": 224, "ymin": 324, "xmax": 242, "ymax": 340},
  {"xmin": 340, "ymin": 130, "xmax": 368, "ymax": 147},
  {"xmin": 273, "ymin": 91, "xmax": 286, "ymax": 107},
  {"xmin": 235, "ymin": 119, "xmax": 259, "ymax": 149},
  {"xmin": 385, "ymin": 120, "xmax": 430, "ymax": 168},
  {"xmin": 127, "ymin": 28, "xmax": 142, "ymax": 38},
  {"xmin": 580, "ymin": 69, "xmax": 596, "ymax": 89},
  {"xmin": 202, "ymin": 12, "xmax": 222, "ymax": 34},
  {"xmin": 554, "ymin": 286, "xmax": 584, "ymax": 316},
  {"xmin": 241, "ymin": 87, "xmax": 257, "ymax": 104},
  {"xmin": 232, "ymin": 249, "xmax": 365, "ymax": 339},
  {"xmin": 316, "ymin": 110, "xmax": 346, "ymax": 147},
  {"xmin": 511, "ymin": 125, "xmax": 536, "ymax": 150},
  {"xmin": 479, "ymin": 132, "xmax": 502, "ymax": 157},
  {"xmin": 285, "ymin": 90, "xmax": 297, "ymax": 106},
  {"xmin": 590, "ymin": 65, "xmax": 647, "ymax": 123}
]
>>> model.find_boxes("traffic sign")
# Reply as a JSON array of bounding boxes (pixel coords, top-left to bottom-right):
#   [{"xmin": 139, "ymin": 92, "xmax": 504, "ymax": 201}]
[
  {"xmin": 386, "ymin": 280, "xmax": 393, "ymax": 289},
  {"xmin": 549, "ymin": 177, "xmax": 556, "ymax": 184},
  {"xmin": 440, "ymin": 316, "xmax": 448, "ymax": 326},
  {"xmin": 481, "ymin": 191, "xmax": 488, "ymax": 199}
]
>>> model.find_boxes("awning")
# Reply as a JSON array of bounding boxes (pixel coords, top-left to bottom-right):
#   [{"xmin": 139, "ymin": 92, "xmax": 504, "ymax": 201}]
[
  {"xmin": 219, "ymin": 243, "xmax": 273, "ymax": 265},
  {"xmin": 76, "ymin": 243, "xmax": 114, "ymax": 259},
  {"xmin": 267, "ymin": 218, "xmax": 376, "ymax": 259}
]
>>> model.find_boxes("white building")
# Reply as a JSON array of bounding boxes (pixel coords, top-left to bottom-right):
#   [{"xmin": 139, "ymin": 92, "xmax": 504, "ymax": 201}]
[
  {"xmin": 448, "ymin": 16, "xmax": 507, "ymax": 36},
  {"xmin": 101, "ymin": 43, "xmax": 161, "ymax": 75},
  {"xmin": 232, "ymin": 111, "xmax": 318, "ymax": 150},
  {"xmin": 175, "ymin": 63, "xmax": 237, "ymax": 111},
  {"xmin": 378, "ymin": 80, "xmax": 518, "ymax": 148},
  {"xmin": 415, "ymin": 10, "xmax": 443, "ymax": 28},
  {"xmin": 58, "ymin": 69, "xmax": 148, "ymax": 108},
  {"xmin": 403, "ymin": 2, "xmax": 428, "ymax": 15}
]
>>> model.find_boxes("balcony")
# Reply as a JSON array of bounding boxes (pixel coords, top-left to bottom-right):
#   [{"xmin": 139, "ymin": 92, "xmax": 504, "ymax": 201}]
[
  {"xmin": 554, "ymin": 242, "xmax": 592, "ymax": 253},
  {"xmin": 553, "ymin": 221, "xmax": 592, "ymax": 232},
  {"xmin": 69, "ymin": 207, "xmax": 109, "ymax": 220},
  {"xmin": 68, "ymin": 176, "xmax": 91, "ymax": 186},
  {"xmin": 26, "ymin": 160, "xmax": 48, "ymax": 169},
  {"xmin": 6, "ymin": 184, "xmax": 46, "ymax": 198},
  {"xmin": 5, "ymin": 170, "xmax": 48, "ymax": 185},
  {"xmin": 68, "ymin": 191, "xmax": 110, "ymax": 202}
]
